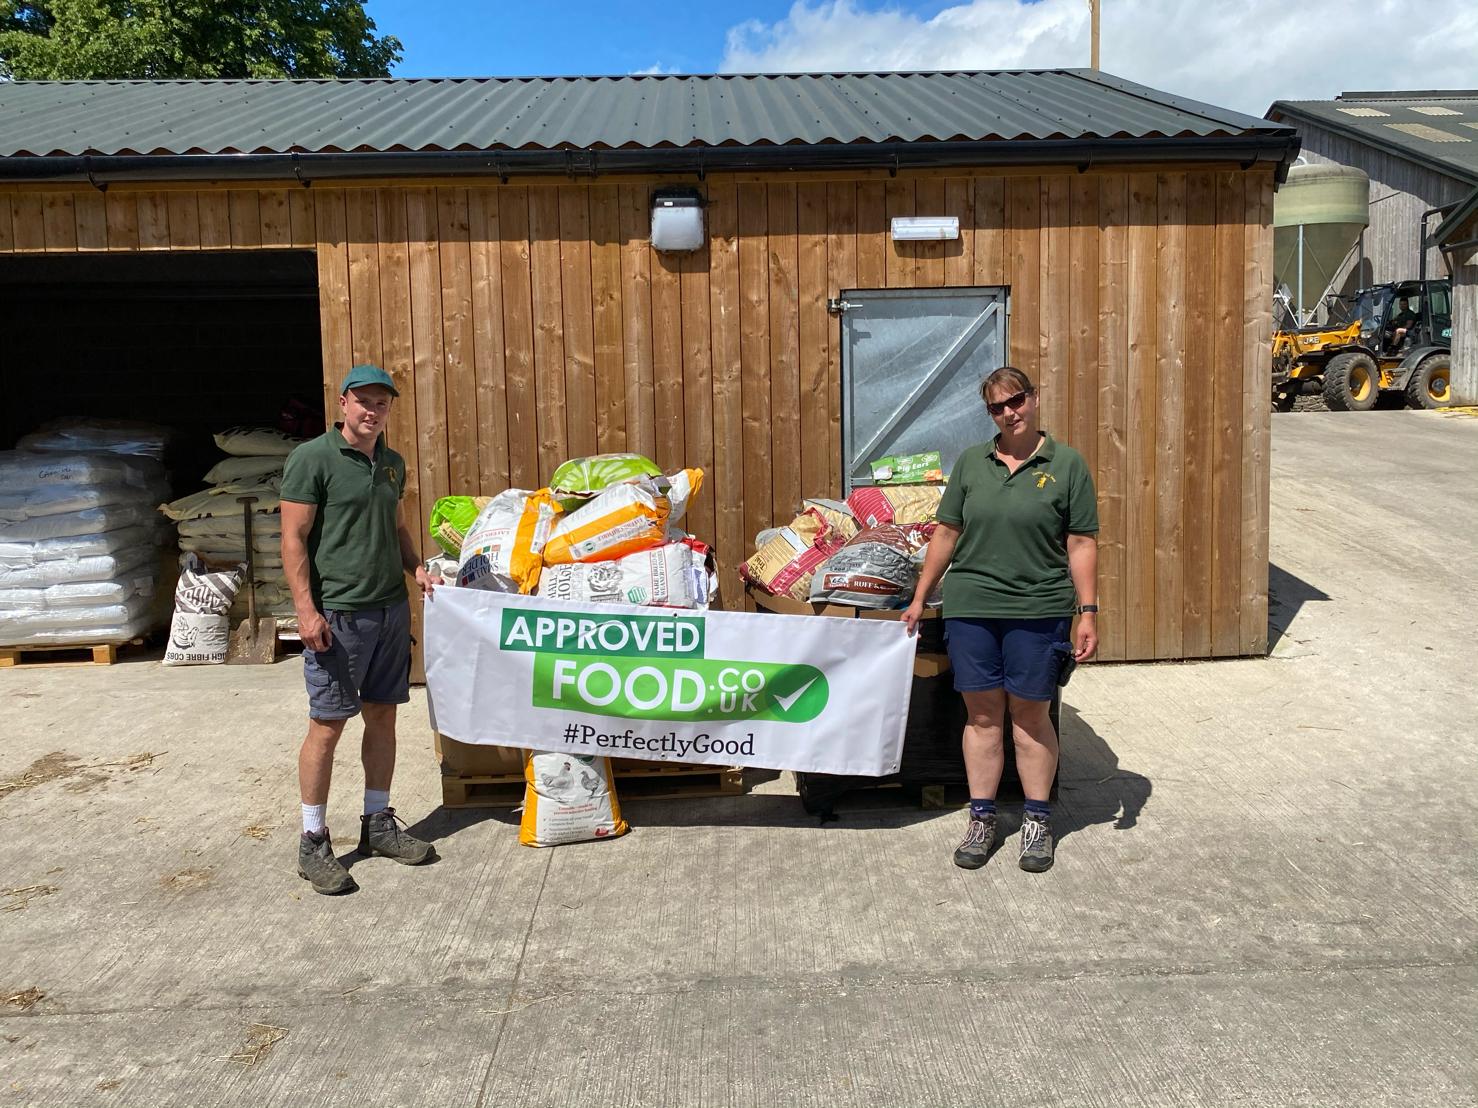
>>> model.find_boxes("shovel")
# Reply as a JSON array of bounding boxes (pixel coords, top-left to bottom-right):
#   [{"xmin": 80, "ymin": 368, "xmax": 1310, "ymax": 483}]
[{"xmin": 226, "ymin": 495, "xmax": 278, "ymax": 665}]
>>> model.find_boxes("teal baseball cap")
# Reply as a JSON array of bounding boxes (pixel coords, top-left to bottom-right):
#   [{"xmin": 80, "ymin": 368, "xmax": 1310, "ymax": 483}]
[{"xmin": 339, "ymin": 364, "xmax": 399, "ymax": 397}]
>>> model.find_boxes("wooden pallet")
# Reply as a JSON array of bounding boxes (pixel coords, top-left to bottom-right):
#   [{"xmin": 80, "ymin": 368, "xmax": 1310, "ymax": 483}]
[
  {"xmin": 441, "ymin": 762, "xmax": 746, "ymax": 809},
  {"xmin": 0, "ymin": 638, "xmax": 145, "ymax": 668}
]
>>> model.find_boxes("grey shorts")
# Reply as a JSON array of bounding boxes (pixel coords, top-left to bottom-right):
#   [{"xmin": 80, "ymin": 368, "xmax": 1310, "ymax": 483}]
[{"xmin": 303, "ymin": 600, "xmax": 412, "ymax": 720}]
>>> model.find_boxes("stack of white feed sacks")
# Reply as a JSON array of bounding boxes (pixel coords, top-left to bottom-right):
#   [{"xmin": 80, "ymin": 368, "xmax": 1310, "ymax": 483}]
[
  {"xmin": 159, "ymin": 426, "xmax": 304, "ymax": 632},
  {"xmin": 0, "ymin": 446, "xmax": 172, "ymax": 648}
]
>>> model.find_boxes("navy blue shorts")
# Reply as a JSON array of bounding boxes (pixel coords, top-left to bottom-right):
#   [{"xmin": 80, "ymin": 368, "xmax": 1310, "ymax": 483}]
[
  {"xmin": 944, "ymin": 616, "xmax": 1073, "ymax": 702},
  {"xmin": 302, "ymin": 600, "xmax": 412, "ymax": 720}
]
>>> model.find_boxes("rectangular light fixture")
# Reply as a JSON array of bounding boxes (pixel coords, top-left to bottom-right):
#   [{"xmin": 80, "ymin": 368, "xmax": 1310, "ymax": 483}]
[
  {"xmin": 651, "ymin": 187, "xmax": 705, "ymax": 253},
  {"xmin": 891, "ymin": 215, "xmax": 959, "ymax": 241}
]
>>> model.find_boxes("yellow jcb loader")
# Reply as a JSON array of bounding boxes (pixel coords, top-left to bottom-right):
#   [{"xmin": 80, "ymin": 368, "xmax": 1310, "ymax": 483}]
[{"xmin": 1271, "ymin": 278, "xmax": 1452, "ymax": 412}]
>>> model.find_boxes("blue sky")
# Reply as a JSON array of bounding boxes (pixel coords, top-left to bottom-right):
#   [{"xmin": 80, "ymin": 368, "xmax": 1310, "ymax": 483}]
[
  {"xmin": 362, "ymin": 1, "xmax": 1474, "ymax": 117},
  {"xmin": 365, "ymin": 1, "xmax": 803, "ymax": 77}
]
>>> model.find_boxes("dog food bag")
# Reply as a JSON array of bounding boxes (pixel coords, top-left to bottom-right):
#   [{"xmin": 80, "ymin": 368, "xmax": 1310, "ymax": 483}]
[
  {"xmin": 428, "ymin": 495, "xmax": 492, "ymax": 557},
  {"xmin": 660, "ymin": 468, "xmax": 703, "ymax": 529},
  {"xmin": 846, "ymin": 485, "xmax": 945, "ymax": 529},
  {"xmin": 869, "ymin": 451, "xmax": 944, "ymax": 485},
  {"xmin": 542, "ymin": 482, "xmax": 668, "ymax": 565},
  {"xmin": 538, "ymin": 541, "xmax": 702, "ymax": 608},
  {"xmin": 808, "ymin": 524, "xmax": 928, "ymax": 609},
  {"xmin": 163, "ymin": 554, "xmax": 245, "ymax": 667},
  {"xmin": 549, "ymin": 453, "xmax": 663, "ymax": 511},
  {"xmin": 802, "ymin": 498, "xmax": 860, "ymax": 543},
  {"xmin": 741, "ymin": 510, "xmax": 847, "ymax": 600},
  {"xmin": 519, "ymin": 752, "xmax": 629, "ymax": 847},
  {"xmin": 456, "ymin": 489, "xmax": 560, "ymax": 594}
]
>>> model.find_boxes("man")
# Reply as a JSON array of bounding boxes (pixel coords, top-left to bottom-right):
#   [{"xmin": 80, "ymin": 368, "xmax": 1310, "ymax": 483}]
[
  {"xmin": 280, "ymin": 365, "xmax": 439, "ymax": 895},
  {"xmin": 1387, "ymin": 296, "xmax": 1420, "ymax": 353}
]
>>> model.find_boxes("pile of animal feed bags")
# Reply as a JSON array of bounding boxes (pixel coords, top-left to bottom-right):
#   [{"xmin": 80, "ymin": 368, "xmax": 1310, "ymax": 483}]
[
  {"xmin": 425, "ymin": 452, "xmax": 718, "ymax": 848},
  {"xmin": 157, "ymin": 425, "xmax": 305, "ymax": 642},
  {"xmin": 0, "ymin": 422, "xmax": 176, "ymax": 648},
  {"xmin": 740, "ymin": 450, "xmax": 947, "ymax": 611}
]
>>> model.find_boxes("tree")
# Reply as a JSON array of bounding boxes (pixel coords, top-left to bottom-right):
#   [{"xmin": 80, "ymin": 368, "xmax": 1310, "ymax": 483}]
[{"xmin": 0, "ymin": 1, "xmax": 402, "ymax": 80}]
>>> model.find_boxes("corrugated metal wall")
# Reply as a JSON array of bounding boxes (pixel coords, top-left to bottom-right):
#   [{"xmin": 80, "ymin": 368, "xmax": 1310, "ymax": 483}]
[{"xmin": 1294, "ymin": 123, "xmax": 1468, "ymax": 288}]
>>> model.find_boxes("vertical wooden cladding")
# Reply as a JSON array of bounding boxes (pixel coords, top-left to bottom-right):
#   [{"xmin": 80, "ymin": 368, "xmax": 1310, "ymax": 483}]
[
  {"xmin": 1, "ymin": 186, "xmax": 318, "ymax": 252},
  {"xmin": 0, "ymin": 170, "xmax": 1276, "ymax": 660}
]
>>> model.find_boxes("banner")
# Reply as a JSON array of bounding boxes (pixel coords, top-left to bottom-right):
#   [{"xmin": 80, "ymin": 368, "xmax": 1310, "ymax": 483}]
[{"xmin": 424, "ymin": 589, "xmax": 916, "ymax": 777}]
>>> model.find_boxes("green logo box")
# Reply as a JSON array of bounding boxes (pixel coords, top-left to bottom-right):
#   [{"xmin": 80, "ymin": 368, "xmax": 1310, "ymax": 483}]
[
  {"xmin": 502, "ymin": 607, "xmax": 705, "ymax": 658},
  {"xmin": 532, "ymin": 654, "xmax": 829, "ymax": 723}
]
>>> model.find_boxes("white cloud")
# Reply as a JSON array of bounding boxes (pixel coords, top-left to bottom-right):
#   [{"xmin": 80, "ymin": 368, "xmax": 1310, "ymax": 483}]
[
  {"xmin": 632, "ymin": 63, "xmax": 680, "ymax": 76},
  {"xmin": 721, "ymin": 0, "xmax": 1478, "ymax": 117}
]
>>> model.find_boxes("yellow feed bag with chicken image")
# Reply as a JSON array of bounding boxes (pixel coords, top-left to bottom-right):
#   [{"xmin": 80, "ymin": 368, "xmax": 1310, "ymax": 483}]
[
  {"xmin": 541, "ymin": 469, "xmax": 703, "ymax": 565},
  {"xmin": 519, "ymin": 751, "xmax": 630, "ymax": 847}
]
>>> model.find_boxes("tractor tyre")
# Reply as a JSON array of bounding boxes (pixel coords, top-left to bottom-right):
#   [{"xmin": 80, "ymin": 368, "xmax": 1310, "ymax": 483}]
[
  {"xmin": 1322, "ymin": 352, "xmax": 1380, "ymax": 412},
  {"xmin": 1272, "ymin": 387, "xmax": 1298, "ymax": 412},
  {"xmin": 1404, "ymin": 354, "xmax": 1451, "ymax": 410}
]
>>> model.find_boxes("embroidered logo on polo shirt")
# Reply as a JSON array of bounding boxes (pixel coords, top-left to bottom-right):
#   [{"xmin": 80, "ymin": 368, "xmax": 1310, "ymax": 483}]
[{"xmin": 1033, "ymin": 470, "xmax": 1057, "ymax": 489}]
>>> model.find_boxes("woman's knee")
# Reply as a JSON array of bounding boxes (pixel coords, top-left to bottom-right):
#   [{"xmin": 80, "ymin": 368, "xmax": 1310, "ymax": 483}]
[
  {"xmin": 962, "ymin": 688, "xmax": 1006, "ymax": 730},
  {"xmin": 1006, "ymin": 695, "xmax": 1056, "ymax": 741}
]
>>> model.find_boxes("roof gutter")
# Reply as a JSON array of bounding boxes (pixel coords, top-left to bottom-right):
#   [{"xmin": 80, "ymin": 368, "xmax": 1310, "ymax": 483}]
[{"xmin": 0, "ymin": 134, "xmax": 1302, "ymax": 187}]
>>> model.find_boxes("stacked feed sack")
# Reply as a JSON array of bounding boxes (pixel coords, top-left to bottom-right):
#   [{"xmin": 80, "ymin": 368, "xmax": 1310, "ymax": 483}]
[
  {"xmin": 160, "ymin": 426, "xmax": 306, "ymax": 632},
  {"xmin": 0, "ymin": 448, "xmax": 173, "ymax": 647}
]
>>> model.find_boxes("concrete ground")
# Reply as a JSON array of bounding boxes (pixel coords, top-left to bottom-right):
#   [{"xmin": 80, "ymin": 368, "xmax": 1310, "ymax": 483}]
[{"xmin": 2, "ymin": 410, "xmax": 1476, "ymax": 1108}]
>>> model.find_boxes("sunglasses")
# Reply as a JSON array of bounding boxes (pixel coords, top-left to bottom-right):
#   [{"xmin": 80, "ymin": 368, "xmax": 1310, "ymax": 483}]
[{"xmin": 986, "ymin": 389, "xmax": 1033, "ymax": 417}]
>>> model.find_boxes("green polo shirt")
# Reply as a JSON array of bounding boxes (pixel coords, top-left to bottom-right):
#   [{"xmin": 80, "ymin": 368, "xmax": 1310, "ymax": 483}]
[
  {"xmin": 279, "ymin": 426, "xmax": 408, "ymax": 611},
  {"xmin": 935, "ymin": 433, "xmax": 1098, "ymax": 619}
]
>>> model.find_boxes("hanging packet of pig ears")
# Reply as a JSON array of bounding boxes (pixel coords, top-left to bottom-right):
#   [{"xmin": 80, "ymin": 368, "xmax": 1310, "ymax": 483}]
[
  {"xmin": 456, "ymin": 489, "xmax": 561, "ymax": 594},
  {"xmin": 518, "ymin": 751, "xmax": 629, "ymax": 847}
]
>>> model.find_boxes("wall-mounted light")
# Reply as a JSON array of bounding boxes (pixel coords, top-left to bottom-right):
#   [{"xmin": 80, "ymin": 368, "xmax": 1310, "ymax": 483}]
[
  {"xmin": 651, "ymin": 187, "xmax": 705, "ymax": 252},
  {"xmin": 891, "ymin": 216, "xmax": 959, "ymax": 241}
]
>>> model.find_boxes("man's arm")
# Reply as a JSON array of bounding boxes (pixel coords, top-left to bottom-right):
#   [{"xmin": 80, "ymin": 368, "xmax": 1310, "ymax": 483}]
[
  {"xmin": 281, "ymin": 500, "xmax": 331, "ymax": 651},
  {"xmin": 398, "ymin": 500, "xmax": 439, "ymax": 598}
]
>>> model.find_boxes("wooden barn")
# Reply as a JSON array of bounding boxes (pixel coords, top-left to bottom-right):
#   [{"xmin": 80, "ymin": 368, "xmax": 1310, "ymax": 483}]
[{"xmin": 0, "ymin": 71, "xmax": 1298, "ymax": 663}]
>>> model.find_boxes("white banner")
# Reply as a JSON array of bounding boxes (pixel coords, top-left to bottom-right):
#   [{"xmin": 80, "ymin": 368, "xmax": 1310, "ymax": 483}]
[{"xmin": 424, "ymin": 588, "xmax": 915, "ymax": 777}]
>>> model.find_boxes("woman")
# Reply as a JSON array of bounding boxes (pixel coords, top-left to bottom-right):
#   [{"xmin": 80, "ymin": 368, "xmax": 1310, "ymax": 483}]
[{"xmin": 903, "ymin": 366, "xmax": 1099, "ymax": 873}]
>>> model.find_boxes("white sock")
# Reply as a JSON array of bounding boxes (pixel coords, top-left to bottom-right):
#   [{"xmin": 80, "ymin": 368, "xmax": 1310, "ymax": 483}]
[
  {"xmin": 364, "ymin": 789, "xmax": 390, "ymax": 816},
  {"xmin": 301, "ymin": 803, "xmax": 327, "ymax": 836}
]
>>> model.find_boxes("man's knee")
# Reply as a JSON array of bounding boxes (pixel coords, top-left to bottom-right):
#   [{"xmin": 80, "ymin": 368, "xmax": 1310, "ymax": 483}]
[
  {"xmin": 361, "ymin": 702, "xmax": 397, "ymax": 726},
  {"xmin": 307, "ymin": 716, "xmax": 350, "ymax": 746}
]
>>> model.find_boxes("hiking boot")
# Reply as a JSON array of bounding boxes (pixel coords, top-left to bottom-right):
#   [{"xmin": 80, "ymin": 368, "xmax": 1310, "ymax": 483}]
[
  {"xmin": 952, "ymin": 811, "xmax": 997, "ymax": 869},
  {"xmin": 297, "ymin": 831, "xmax": 357, "ymax": 895},
  {"xmin": 1018, "ymin": 811, "xmax": 1056, "ymax": 873},
  {"xmin": 358, "ymin": 808, "xmax": 435, "ymax": 865}
]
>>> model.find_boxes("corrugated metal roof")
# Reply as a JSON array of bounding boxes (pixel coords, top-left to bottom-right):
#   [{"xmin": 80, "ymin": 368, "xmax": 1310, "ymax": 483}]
[
  {"xmin": 1269, "ymin": 92, "xmax": 1478, "ymax": 185},
  {"xmin": 0, "ymin": 70, "xmax": 1284, "ymax": 158}
]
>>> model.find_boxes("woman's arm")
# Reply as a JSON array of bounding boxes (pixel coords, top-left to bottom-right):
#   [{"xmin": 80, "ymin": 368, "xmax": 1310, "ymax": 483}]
[
  {"xmin": 1066, "ymin": 532, "xmax": 1098, "ymax": 661},
  {"xmin": 902, "ymin": 523, "xmax": 960, "ymax": 635}
]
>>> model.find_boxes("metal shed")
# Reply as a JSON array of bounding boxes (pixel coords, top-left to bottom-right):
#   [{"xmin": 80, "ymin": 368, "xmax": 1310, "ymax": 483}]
[{"xmin": 0, "ymin": 71, "xmax": 1298, "ymax": 662}]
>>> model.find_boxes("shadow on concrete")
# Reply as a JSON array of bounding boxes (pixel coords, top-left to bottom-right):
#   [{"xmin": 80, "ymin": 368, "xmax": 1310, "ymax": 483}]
[
  {"xmin": 406, "ymin": 702, "xmax": 1150, "ymax": 845},
  {"xmin": 1267, "ymin": 561, "xmax": 1332, "ymax": 651},
  {"xmin": 1052, "ymin": 701, "xmax": 1152, "ymax": 846},
  {"xmin": 404, "ymin": 804, "xmax": 519, "ymax": 846}
]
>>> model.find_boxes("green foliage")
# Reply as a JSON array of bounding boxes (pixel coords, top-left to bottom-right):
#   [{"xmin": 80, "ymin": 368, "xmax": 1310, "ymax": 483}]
[{"xmin": 0, "ymin": 1, "xmax": 402, "ymax": 80}]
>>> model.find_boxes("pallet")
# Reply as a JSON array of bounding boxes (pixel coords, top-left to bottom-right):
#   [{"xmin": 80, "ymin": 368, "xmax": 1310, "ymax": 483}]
[
  {"xmin": 0, "ymin": 638, "xmax": 144, "ymax": 668},
  {"xmin": 441, "ymin": 761, "xmax": 746, "ymax": 809}
]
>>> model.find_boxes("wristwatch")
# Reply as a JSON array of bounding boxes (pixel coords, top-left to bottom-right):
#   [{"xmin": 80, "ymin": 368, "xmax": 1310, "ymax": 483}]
[{"xmin": 1076, "ymin": 604, "xmax": 1099, "ymax": 614}]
